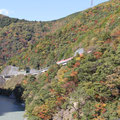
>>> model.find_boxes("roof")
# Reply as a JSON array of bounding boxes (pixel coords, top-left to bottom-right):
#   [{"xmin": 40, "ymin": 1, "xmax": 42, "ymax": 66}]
[{"xmin": 57, "ymin": 57, "xmax": 73, "ymax": 64}]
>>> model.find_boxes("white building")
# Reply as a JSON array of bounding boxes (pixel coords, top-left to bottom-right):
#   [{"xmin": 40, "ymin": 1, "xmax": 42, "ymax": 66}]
[{"xmin": 74, "ymin": 48, "xmax": 84, "ymax": 56}]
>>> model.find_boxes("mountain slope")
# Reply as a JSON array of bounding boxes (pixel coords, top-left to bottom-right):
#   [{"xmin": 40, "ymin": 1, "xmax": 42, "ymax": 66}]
[
  {"xmin": 21, "ymin": 0, "xmax": 120, "ymax": 118},
  {"xmin": 0, "ymin": 15, "xmax": 74, "ymax": 66},
  {"xmin": 0, "ymin": 0, "xmax": 120, "ymax": 119},
  {"xmin": 0, "ymin": 14, "xmax": 21, "ymax": 28},
  {"xmin": 8, "ymin": 0, "xmax": 120, "ymax": 69}
]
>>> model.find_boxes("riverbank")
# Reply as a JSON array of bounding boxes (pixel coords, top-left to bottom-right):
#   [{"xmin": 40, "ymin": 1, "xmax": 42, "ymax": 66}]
[{"xmin": 0, "ymin": 76, "xmax": 26, "ymax": 120}]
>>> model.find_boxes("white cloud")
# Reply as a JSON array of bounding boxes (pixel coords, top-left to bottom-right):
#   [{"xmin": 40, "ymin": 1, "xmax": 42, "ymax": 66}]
[{"xmin": 0, "ymin": 9, "xmax": 9, "ymax": 15}]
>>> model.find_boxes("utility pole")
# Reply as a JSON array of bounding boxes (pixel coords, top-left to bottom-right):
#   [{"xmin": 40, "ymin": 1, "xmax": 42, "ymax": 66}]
[{"xmin": 91, "ymin": 0, "xmax": 94, "ymax": 6}]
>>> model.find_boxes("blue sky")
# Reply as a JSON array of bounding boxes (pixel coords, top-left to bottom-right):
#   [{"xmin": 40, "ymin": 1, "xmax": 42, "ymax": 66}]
[{"xmin": 0, "ymin": 0, "xmax": 109, "ymax": 21}]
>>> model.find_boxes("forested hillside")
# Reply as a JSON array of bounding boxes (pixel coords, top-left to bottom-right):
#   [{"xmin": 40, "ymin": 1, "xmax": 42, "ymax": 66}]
[
  {"xmin": 7, "ymin": 0, "xmax": 120, "ymax": 69},
  {"xmin": 21, "ymin": 0, "xmax": 120, "ymax": 119},
  {"xmin": 0, "ymin": 0, "xmax": 120, "ymax": 120},
  {"xmin": 0, "ymin": 14, "xmax": 73, "ymax": 66},
  {"xmin": 0, "ymin": 14, "xmax": 22, "ymax": 28}
]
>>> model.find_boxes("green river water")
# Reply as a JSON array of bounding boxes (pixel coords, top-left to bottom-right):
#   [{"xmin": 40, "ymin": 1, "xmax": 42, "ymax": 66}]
[{"xmin": 0, "ymin": 96, "xmax": 25, "ymax": 120}]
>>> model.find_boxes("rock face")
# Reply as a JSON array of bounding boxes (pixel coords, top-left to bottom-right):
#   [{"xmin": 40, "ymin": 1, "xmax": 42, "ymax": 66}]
[
  {"xmin": 53, "ymin": 99, "xmax": 84, "ymax": 120},
  {"xmin": 53, "ymin": 102, "xmax": 79, "ymax": 120},
  {"xmin": 0, "ymin": 65, "xmax": 19, "ymax": 76},
  {"xmin": 0, "ymin": 76, "xmax": 5, "ymax": 88},
  {"xmin": 53, "ymin": 108, "xmax": 75, "ymax": 120}
]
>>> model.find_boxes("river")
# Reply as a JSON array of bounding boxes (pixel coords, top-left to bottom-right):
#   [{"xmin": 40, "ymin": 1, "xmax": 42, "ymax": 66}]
[{"xmin": 0, "ymin": 96, "xmax": 25, "ymax": 120}]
